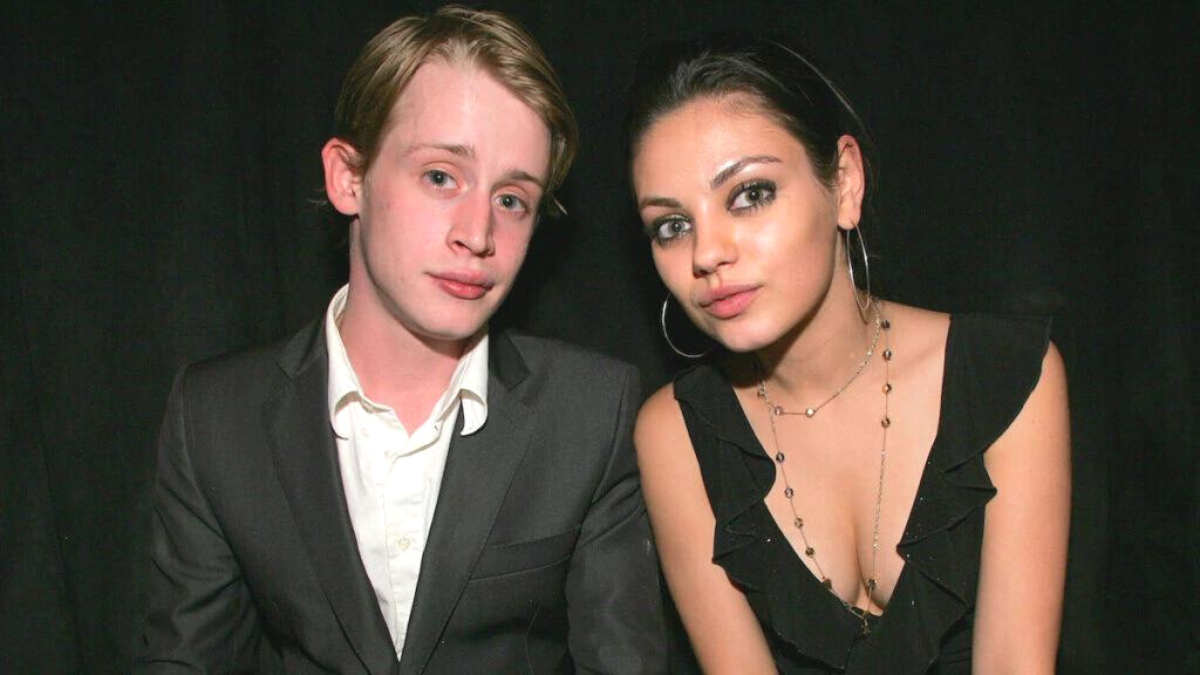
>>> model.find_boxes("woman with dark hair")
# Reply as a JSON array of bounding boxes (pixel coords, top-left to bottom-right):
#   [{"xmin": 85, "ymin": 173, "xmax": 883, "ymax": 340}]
[{"xmin": 628, "ymin": 36, "xmax": 1070, "ymax": 673}]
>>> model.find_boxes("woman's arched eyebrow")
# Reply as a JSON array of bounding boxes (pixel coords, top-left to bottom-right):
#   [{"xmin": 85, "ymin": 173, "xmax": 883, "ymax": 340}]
[
  {"xmin": 710, "ymin": 155, "xmax": 781, "ymax": 190},
  {"xmin": 638, "ymin": 195, "xmax": 683, "ymax": 211}
]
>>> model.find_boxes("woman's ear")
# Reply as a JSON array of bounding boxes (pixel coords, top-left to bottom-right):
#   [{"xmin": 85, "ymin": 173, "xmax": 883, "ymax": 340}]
[
  {"xmin": 322, "ymin": 138, "xmax": 364, "ymax": 216},
  {"xmin": 834, "ymin": 135, "xmax": 865, "ymax": 230}
]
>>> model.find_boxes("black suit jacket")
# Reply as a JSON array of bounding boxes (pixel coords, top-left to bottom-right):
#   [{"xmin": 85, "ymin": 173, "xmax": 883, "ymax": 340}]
[{"xmin": 135, "ymin": 321, "xmax": 666, "ymax": 674}]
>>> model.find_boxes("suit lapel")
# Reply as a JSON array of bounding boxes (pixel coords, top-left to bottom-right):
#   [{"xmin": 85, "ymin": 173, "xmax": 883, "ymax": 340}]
[
  {"xmin": 264, "ymin": 323, "xmax": 398, "ymax": 675},
  {"xmin": 399, "ymin": 333, "xmax": 533, "ymax": 675}
]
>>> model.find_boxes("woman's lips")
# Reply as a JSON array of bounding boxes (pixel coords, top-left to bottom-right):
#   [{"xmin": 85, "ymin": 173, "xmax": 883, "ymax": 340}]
[{"xmin": 699, "ymin": 286, "xmax": 759, "ymax": 319}]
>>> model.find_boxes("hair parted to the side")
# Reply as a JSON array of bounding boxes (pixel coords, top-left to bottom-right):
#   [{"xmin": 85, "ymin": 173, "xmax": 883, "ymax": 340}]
[
  {"xmin": 625, "ymin": 34, "xmax": 875, "ymax": 202},
  {"xmin": 333, "ymin": 5, "xmax": 578, "ymax": 218}
]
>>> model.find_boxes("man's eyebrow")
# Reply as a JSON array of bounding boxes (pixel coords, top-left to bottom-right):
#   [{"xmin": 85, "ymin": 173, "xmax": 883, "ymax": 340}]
[
  {"xmin": 404, "ymin": 143, "xmax": 544, "ymax": 189},
  {"xmin": 500, "ymin": 169, "xmax": 546, "ymax": 190},
  {"xmin": 637, "ymin": 196, "xmax": 683, "ymax": 211},
  {"xmin": 404, "ymin": 142, "xmax": 475, "ymax": 159},
  {"xmin": 710, "ymin": 155, "xmax": 781, "ymax": 190}
]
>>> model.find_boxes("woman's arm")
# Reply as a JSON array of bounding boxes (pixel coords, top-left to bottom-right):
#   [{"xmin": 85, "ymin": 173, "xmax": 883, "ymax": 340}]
[
  {"xmin": 973, "ymin": 343, "xmax": 1072, "ymax": 674},
  {"xmin": 635, "ymin": 385, "xmax": 779, "ymax": 675}
]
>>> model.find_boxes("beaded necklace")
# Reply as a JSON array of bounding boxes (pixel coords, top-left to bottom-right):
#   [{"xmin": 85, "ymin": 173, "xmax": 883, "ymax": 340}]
[{"xmin": 755, "ymin": 302, "xmax": 893, "ymax": 635}]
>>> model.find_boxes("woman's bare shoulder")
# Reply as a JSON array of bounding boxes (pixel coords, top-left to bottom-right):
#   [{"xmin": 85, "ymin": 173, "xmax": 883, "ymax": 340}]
[
  {"xmin": 639, "ymin": 381, "xmax": 680, "ymax": 420},
  {"xmin": 883, "ymin": 300, "xmax": 948, "ymax": 330},
  {"xmin": 880, "ymin": 300, "xmax": 951, "ymax": 365},
  {"xmin": 635, "ymin": 382, "xmax": 691, "ymax": 459}
]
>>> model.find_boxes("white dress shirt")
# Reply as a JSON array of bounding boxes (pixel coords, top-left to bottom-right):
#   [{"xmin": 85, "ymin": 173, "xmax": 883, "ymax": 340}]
[{"xmin": 324, "ymin": 285, "xmax": 489, "ymax": 659}]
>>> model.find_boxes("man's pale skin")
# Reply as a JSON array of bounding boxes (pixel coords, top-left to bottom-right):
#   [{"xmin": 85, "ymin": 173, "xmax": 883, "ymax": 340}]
[{"xmin": 322, "ymin": 58, "xmax": 551, "ymax": 429}]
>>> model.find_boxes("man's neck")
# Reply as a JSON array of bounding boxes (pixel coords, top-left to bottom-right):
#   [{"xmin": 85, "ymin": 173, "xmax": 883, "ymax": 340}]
[{"xmin": 338, "ymin": 292, "xmax": 470, "ymax": 433}]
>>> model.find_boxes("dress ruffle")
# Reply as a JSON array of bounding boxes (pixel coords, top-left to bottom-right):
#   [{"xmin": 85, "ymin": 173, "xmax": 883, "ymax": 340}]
[{"xmin": 673, "ymin": 313, "xmax": 1051, "ymax": 673}]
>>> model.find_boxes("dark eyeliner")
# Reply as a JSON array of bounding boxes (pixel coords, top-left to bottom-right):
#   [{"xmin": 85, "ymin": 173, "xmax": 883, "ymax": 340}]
[
  {"xmin": 645, "ymin": 215, "xmax": 687, "ymax": 242},
  {"xmin": 643, "ymin": 215, "xmax": 671, "ymax": 240},
  {"xmin": 727, "ymin": 179, "xmax": 777, "ymax": 211}
]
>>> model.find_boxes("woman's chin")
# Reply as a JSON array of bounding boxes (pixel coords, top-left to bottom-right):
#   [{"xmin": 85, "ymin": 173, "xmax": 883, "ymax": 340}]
[{"xmin": 707, "ymin": 327, "xmax": 777, "ymax": 355}]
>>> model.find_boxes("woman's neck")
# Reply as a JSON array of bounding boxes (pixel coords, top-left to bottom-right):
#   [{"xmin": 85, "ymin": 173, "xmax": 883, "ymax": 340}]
[{"xmin": 752, "ymin": 287, "xmax": 879, "ymax": 401}]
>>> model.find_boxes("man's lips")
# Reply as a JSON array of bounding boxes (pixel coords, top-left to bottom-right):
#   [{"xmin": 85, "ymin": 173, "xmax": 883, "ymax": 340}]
[
  {"xmin": 697, "ymin": 285, "xmax": 759, "ymax": 320},
  {"xmin": 430, "ymin": 271, "xmax": 495, "ymax": 300}
]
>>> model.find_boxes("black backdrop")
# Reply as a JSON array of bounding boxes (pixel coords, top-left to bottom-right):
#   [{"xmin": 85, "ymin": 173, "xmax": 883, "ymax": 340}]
[{"xmin": 2, "ymin": 2, "xmax": 1196, "ymax": 673}]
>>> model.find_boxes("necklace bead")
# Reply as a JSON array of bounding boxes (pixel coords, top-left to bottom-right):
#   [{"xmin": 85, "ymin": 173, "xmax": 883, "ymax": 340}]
[
  {"xmin": 767, "ymin": 311, "xmax": 883, "ymax": 418},
  {"xmin": 756, "ymin": 301, "xmax": 892, "ymax": 636}
]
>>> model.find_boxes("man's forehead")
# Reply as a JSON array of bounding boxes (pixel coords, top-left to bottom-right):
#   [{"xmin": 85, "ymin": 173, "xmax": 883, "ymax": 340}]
[
  {"xmin": 381, "ymin": 61, "xmax": 550, "ymax": 181},
  {"xmin": 391, "ymin": 60, "xmax": 530, "ymax": 127}
]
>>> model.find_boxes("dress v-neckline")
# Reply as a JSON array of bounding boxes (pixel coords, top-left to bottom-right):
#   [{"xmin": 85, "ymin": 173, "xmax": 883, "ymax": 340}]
[
  {"xmin": 674, "ymin": 312, "xmax": 1052, "ymax": 671},
  {"xmin": 726, "ymin": 313, "xmax": 959, "ymax": 636}
]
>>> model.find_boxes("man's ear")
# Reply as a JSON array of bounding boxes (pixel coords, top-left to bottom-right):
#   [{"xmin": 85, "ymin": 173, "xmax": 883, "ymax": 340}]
[
  {"xmin": 834, "ymin": 134, "xmax": 865, "ymax": 231},
  {"xmin": 322, "ymin": 138, "xmax": 364, "ymax": 216}
]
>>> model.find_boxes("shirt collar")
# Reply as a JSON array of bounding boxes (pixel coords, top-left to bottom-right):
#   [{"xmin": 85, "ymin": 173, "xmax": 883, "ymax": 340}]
[
  {"xmin": 442, "ymin": 329, "xmax": 489, "ymax": 434},
  {"xmin": 324, "ymin": 284, "xmax": 490, "ymax": 439}
]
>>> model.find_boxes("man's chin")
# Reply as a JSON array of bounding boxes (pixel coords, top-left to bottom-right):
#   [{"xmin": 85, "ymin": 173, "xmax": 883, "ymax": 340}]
[
  {"xmin": 380, "ymin": 296, "xmax": 502, "ymax": 350},
  {"xmin": 412, "ymin": 315, "xmax": 493, "ymax": 347}
]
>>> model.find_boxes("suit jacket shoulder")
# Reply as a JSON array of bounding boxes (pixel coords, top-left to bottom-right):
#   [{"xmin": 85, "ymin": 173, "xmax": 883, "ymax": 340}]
[{"xmin": 501, "ymin": 331, "xmax": 641, "ymax": 398}]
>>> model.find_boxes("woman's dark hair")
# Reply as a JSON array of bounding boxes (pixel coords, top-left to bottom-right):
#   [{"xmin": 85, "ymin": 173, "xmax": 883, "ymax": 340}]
[{"xmin": 625, "ymin": 34, "xmax": 874, "ymax": 197}]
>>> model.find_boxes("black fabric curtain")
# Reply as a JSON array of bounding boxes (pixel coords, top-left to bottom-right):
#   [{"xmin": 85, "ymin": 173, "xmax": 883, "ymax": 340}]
[{"xmin": 2, "ymin": 2, "xmax": 1195, "ymax": 672}]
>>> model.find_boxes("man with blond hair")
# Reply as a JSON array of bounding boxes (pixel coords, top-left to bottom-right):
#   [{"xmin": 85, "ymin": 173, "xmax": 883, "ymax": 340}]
[{"xmin": 136, "ymin": 7, "xmax": 665, "ymax": 673}]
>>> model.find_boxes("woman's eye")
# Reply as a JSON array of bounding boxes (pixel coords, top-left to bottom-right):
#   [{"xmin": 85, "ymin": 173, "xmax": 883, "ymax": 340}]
[
  {"xmin": 651, "ymin": 217, "xmax": 692, "ymax": 243},
  {"xmin": 496, "ymin": 193, "xmax": 529, "ymax": 214},
  {"xmin": 729, "ymin": 180, "xmax": 776, "ymax": 212},
  {"xmin": 424, "ymin": 169, "xmax": 458, "ymax": 190}
]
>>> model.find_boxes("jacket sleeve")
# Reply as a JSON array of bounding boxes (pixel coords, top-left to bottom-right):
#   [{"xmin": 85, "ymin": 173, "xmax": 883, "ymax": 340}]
[
  {"xmin": 133, "ymin": 367, "xmax": 262, "ymax": 673},
  {"xmin": 565, "ymin": 365, "xmax": 668, "ymax": 674}
]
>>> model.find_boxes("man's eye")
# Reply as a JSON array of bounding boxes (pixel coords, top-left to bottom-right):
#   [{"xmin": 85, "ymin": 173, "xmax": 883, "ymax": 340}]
[
  {"xmin": 496, "ymin": 193, "xmax": 528, "ymax": 213},
  {"xmin": 729, "ymin": 180, "xmax": 776, "ymax": 212},
  {"xmin": 651, "ymin": 217, "xmax": 692, "ymax": 243},
  {"xmin": 425, "ymin": 170, "xmax": 457, "ymax": 189}
]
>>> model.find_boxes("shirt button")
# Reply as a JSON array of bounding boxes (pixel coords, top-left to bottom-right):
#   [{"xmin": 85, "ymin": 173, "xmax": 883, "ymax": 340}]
[
  {"xmin": 362, "ymin": 427, "xmax": 371, "ymax": 438},
  {"xmin": 396, "ymin": 536, "xmax": 413, "ymax": 551}
]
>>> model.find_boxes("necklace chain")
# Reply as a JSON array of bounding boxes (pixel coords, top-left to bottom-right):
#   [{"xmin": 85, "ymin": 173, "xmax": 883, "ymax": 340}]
[
  {"xmin": 756, "ymin": 301, "xmax": 893, "ymax": 636},
  {"xmin": 766, "ymin": 311, "xmax": 883, "ymax": 419}
]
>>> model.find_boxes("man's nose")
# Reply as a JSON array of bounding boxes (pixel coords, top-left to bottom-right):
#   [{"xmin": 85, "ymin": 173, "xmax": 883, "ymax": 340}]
[{"xmin": 448, "ymin": 193, "xmax": 495, "ymax": 256}]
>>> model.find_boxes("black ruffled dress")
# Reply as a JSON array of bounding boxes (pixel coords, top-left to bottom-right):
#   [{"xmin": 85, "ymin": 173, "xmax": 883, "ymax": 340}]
[{"xmin": 672, "ymin": 314, "xmax": 1050, "ymax": 674}]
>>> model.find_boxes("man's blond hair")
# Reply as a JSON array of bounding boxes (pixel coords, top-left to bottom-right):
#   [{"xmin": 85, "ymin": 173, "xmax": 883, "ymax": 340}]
[{"xmin": 333, "ymin": 5, "xmax": 577, "ymax": 217}]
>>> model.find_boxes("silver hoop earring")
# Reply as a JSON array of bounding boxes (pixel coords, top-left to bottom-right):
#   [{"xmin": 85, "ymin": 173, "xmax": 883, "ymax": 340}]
[
  {"xmin": 660, "ymin": 295, "xmax": 711, "ymax": 359},
  {"xmin": 844, "ymin": 226, "xmax": 873, "ymax": 319}
]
